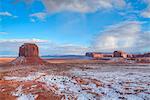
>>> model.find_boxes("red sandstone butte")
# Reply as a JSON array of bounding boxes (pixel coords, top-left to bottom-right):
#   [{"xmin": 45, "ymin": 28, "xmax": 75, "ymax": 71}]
[
  {"xmin": 92, "ymin": 53, "xmax": 103, "ymax": 59},
  {"xmin": 113, "ymin": 51, "xmax": 128, "ymax": 58},
  {"xmin": 127, "ymin": 54, "xmax": 133, "ymax": 58},
  {"xmin": 11, "ymin": 43, "xmax": 47, "ymax": 65},
  {"xmin": 86, "ymin": 52, "xmax": 103, "ymax": 59},
  {"xmin": 19, "ymin": 43, "xmax": 39, "ymax": 57},
  {"xmin": 144, "ymin": 52, "xmax": 150, "ymax": 57}
]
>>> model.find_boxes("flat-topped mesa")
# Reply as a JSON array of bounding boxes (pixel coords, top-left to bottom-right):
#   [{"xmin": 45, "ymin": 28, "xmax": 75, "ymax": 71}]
[
  {"xmin": 113, "ymin": 51, "xmax": 128, "ymax": 58},
  {"xmin": 19, "ymin": 43, "xmax": 39, "ymax": 57},
  {"xmin": 10, "ymin": 43, "xmax": 47, "ymax": 65}
]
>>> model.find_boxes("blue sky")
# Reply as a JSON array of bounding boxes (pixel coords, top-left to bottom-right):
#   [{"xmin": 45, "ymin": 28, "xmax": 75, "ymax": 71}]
[{"xmin": 0, "ymin": 0, "xmax": 150, "ymax": 56}]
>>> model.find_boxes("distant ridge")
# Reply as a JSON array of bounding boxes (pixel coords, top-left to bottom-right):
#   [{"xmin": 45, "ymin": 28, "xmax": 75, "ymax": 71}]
[{"xmin": 42, "ymin": 55, "xmax": 92, "ymax": 59}]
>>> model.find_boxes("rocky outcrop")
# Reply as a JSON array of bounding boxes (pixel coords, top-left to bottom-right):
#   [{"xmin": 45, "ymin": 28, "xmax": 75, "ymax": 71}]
[
  {"xmin": 127, "ymin": 54, "xmax": 133, "ymax": 58},
  {"xmin": 85, "ymin": 52, "xmax": 93, "ymax": 57},
  {"xmin": 113, "ymin": 51, "xmax": 128, "ymax": 58},
  {"xmin": 132, "ymin": 54, "xmax": 144, "ymax": 58},
  {"xmin": 86, "ymin": 52, "xmax": 103, "ymax": 59},
  {"xmin": 144, "ymin": 52, "xmax": 150, "ymax": 57},
  {"xmin": 10, "ymin": 43, "xmax": 47, "ymax": 65},
  {"xmin": 92, "ymin": 53, "xmax": 103, "ymax": 59},
  {"xmin": 19, "ymin": 43, "xmax": 39, "ymax": 57},
  {"xmin": 103, "ymin": 54, "xmax": 113, "ymax": 57}
]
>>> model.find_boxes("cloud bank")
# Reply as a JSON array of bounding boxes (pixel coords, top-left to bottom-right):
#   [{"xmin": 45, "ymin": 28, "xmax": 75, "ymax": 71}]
[
  {"xmin": 141, "ymin": 0, "xmax": 150, "ymax": 18},
  {"xmin": 0, "ymin": 39, "xmax": 88, "ymax": 56},
  {"xmin": 0, "ymin": 11, "xmax": 17, "ymax": 18},
  {"xmin": 41, "ymin": 0, "xmax": 126, "ymax": 13},
  {"xmin": 14, "ymin": 0, "xmax": 150, "ymax": 18},
  {"xmin": 1, "ymin": 0, "xmax": 149, "ymax": 56},
  {"xmin": 16, "ymin": 0, "xmax": 126, "ymax": 13},
  {"xmin": 30, "ymin": 12, "xmax": 47, "ymax": 21},
  {"xmin": 92, "ymin": 21, "xmax": 150, "ymax": 53},
  {"xmin": 0, "ymin": 39, "xmax": 48, "ymax": 56},
  {"xmin": 0, "ymin": 12, "xmax": 12, "ymax": 16}
]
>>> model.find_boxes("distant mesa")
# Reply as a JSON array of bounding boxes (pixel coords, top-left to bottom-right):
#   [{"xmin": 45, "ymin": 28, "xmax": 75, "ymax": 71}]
[
  {"xmin": 85, "ymin": 52, "xmax": 113, "ymax": 59},
  {"xmin": 86, "ymin": 51, "xmax": 132, "ymax": 59},
  {"xmin": 10, "ymin": 43, "xmax": 47, "ymax": 65},
  {"xmin": 85, "ymin": 50, "xmax": 150, "ymax": 63},
  {"xmin": 113, "ymin": 51, "xmax": 128, "ymax": 58},
  {"xmin": 144, "ymin": 53, "xmax": 150, "ymax": 57}
]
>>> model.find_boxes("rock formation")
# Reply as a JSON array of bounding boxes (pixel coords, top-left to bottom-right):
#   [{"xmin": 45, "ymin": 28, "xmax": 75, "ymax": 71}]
[
  {"xmin": 92, "ymin": 53, "xmax": 103, "ymax": 59},
  {"xmin": 10, "ymin": 43, "xmax": 47, "ymax": 65},
  {"xmin": 86, "ymin": 52, "xmax": 113, "ymax": 58},
  {"xmin": 103, "ymin": 54, "xmax": 113, "ymax": 57},
  {"xmin": 144, "ymin": 52, "xmax": 150, "ymax": 57},
  {"xmin": 127, "ymin": 54, "xmax": 133, "ymax": 58},
  {"xmin": 86, "ymin": 52, "xmax": 103, "ymax": 59},
  {"xmin": 113, "ymin": 51, "xmax": 128, "ymax": 58},
  {"xmin": 19, "ymin": 43, "xmax": 39, "ymax": 57}
]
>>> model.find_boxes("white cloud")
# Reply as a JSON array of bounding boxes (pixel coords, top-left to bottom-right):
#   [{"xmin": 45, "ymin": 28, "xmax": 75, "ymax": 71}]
[
  {"xmin": 0, "ymin": 11, "xmax": 18, "ymax": 18},
  {"xmin": 41, "ymin": 0, "xmax": 126, "ymax": 13},
  {"xmin": 15, "ymin": 0, "xmax": 127, "ymax": 13},
  {"xmin": 0, "ymin": 38, "xmax": 48, "ymax": 56},
  {"xmin": 0, "ymin": 38, "xmax": 88, "ymax": 56},
  {"xmin": 137, "ymin": 31, "xmax": 150, "ymax": 51},
  {"xmin": 141, "ymin": 7, "xmax": 150, "ymax": 18},
  {"xmin": 0, "ymin": 32, "xmax": 8, "ymax": 34},
  {"xmin": 141, "ymin": 0, "xmax": 150, "ymax": 18},
  {"xmin": 0, "ymin": 38, "xmax": 48, "ymax": 43},
  {"xmin": 30, "ymin": 12, "xmax": 47, "ymax": 21},
  {"xmin": 38, "ymin": 43, "xmax": 88, "ymax": 55},
  {"xmin": 91, "ymin": 21, "xmax": 150, "ymax": 53},
  {"xmin": 0, "ymin": 12, "xmax": 12, "ymax": 16}
]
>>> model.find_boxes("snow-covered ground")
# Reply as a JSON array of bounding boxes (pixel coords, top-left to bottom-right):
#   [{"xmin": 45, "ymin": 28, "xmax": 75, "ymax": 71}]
[
  {"xmin": 4, "ymin": 65, "xmax": 150, "ymax": 100},
  {"xmin": 70, "ymin": 67, "xmax": 150, "ymax": 100}
]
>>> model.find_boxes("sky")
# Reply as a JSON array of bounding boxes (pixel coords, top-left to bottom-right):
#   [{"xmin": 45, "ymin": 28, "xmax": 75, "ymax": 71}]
[{"xmin": 0, "ymin": 0, "xmax": 150, "ymax": 56}]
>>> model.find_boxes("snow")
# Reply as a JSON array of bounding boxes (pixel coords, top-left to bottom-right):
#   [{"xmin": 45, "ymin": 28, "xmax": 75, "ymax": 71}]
[
  {"xmin": 17, "ymin": 94, "xmax": 34, "ymax": 100},
  {"xmin": 5, "ymin": 72, "xmax": 46, "ymax": 81},
  {"xmin": 11, "ymin": 85, "xmax": 35, "ymax": 100},
  {"xmin": 70, "ymin": 68, "xmax": 150, "ymax": 100},
  {"xmin": 77, "ymin": 94, "xmax": 94, "ymax": 100},
  {"xmin": 4, "ymin": 65, "xmax": 150, "ymax": 100}
]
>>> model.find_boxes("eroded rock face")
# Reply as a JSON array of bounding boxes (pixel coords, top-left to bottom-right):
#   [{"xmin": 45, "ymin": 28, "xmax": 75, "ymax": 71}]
[
  {"xmin": 9, "ymin": 43, "xmax": 47, "ymax": 65},
  {"xmin": 86, "ymin": 52, "xmax": 103, "ymax": 59},
  {"xmin": 144, "ymin": 53, "xmax": 150, "ymax": 57},
  {"xmin": 19, "ymin": 43, "xmax": 39, "ymax": 57},
  {"xmin": 92, "ymin": 53, "xmax": 103, "ymax": 59},
  {"xmin": 113, "ymin": 51, "xmax": 128, "ymax": 58}
]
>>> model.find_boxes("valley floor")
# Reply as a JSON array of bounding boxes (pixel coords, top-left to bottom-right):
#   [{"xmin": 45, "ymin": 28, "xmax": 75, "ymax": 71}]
[{"xmin": 0, "ymin": 60, "xmax": 150, "ymax": 100}]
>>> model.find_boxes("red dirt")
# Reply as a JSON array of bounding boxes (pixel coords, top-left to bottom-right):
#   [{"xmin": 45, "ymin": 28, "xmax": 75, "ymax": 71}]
[{"xmin": 0, "ymin": 80, "xmax": 63, "ymax": 100}]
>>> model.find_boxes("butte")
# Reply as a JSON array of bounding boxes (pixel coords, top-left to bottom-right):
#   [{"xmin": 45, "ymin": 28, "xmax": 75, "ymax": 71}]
[{"xmin": 10, "ymin": 43, "xmax": 47, "ymax": 65}]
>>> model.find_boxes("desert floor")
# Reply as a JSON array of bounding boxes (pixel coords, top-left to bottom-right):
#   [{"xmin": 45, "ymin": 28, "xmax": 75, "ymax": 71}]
[
  {"xmin": 0, "ymin": 58, "xmax": 150, "ymax": 100},
  {"xmin": 0, "ymin": 58, "xmax": 15, "ymax": 64}
]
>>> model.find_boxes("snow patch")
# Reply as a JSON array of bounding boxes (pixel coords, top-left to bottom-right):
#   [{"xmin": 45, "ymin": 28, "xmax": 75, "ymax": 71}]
[
  {"xmin": 17, "ymin": 94, "xmax": 34, "ymax": 100},
  {"xmin": 11, "ymin": 85, "xmax": 35, "ymax": 100},
  {"xmin": 4, "ymin": 69, "xmax": 150, "ymax": 100}
]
